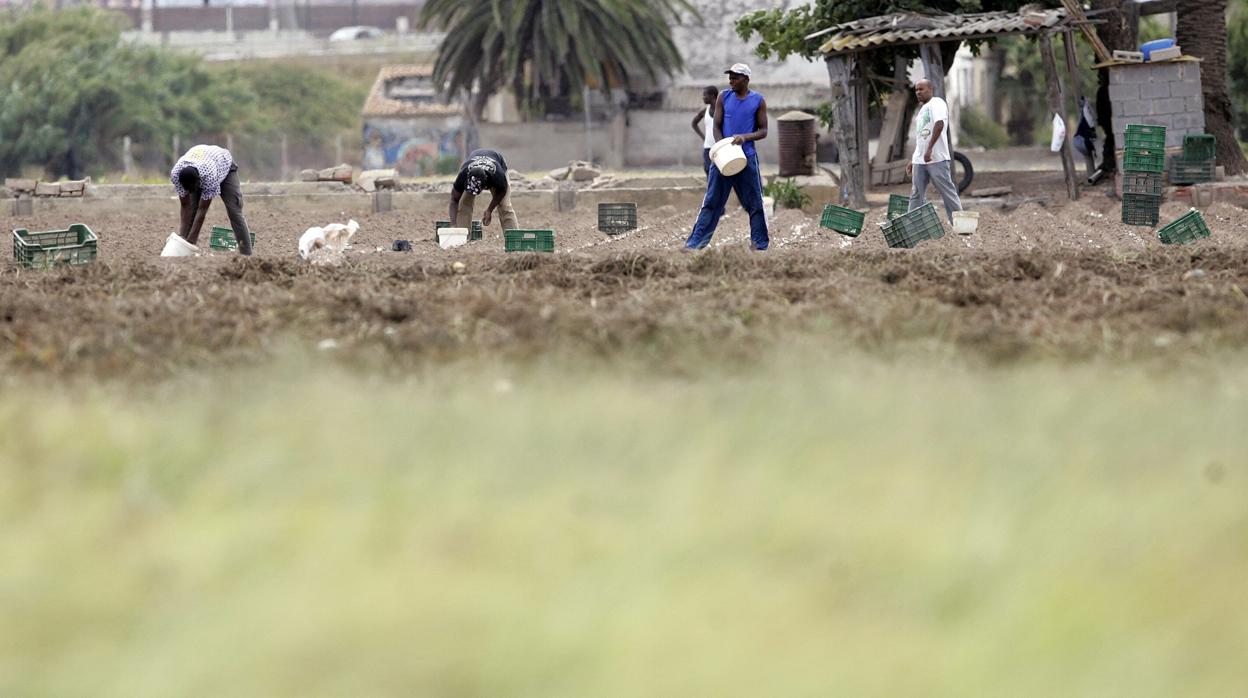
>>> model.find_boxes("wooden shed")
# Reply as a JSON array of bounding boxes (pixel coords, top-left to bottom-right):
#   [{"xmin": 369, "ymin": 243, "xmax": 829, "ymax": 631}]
[{"xmin": 807, "ymin": 5, "xmax": 1109, "ymax": 207}]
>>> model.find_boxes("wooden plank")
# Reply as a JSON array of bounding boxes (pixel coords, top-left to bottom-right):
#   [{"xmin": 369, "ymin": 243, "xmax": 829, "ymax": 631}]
[
  {"xmin": 855, "ymin": 71, "xmax": 871, "ymax": 194},
  {"xmin": 1060, "ymin": 0, "xmax": 1112, "ymax": 62},
  {"xmin": 873, "ymin": 90, "xmax": 910, "ymax": 171},
  {"xmin": 1041, "ymin": 32, "xmax": 1080, "ymax": 202},
  {"xmin": 1137, "ymin": 0, "xmax": 1175, "ymax": 16},
  {"xmin": 825, "ymin": 55, "xmax": 866, "ymax": 208}
]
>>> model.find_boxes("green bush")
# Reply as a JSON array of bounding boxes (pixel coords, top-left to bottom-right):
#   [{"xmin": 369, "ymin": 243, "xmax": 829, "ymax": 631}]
[
  {"xmin": 763, "ymin": 178, "xmax": 811, "ymax": 209},
  {"xmin": 436, "ymin": 155, "xmax": 461, "ymax": 175},
  {"xmin": 958, "ymin": 106, "xmax": 1010, "ymax": 150}
]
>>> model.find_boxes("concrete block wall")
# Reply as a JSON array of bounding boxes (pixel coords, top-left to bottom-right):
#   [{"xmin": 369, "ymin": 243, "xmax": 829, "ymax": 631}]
[{"xmin": 1108, "ymin": 60, "xmax": 1206, "ymax": 149}]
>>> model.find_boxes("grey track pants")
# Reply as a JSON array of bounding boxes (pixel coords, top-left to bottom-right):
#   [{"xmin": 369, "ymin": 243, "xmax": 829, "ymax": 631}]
[{"xmin": 909, "ymin": 160, "xmax": 963, "ymax": 225}]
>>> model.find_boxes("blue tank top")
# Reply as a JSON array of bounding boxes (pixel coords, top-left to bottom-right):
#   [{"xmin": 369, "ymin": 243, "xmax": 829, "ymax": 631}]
[{"xmin": 721, "ymin": 89, "xmax": 763, "ymax": 157}]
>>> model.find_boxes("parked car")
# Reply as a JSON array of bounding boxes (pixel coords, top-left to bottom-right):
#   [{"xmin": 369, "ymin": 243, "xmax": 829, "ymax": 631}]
[{"xmin": 329, "ymin": 25, "xmax": 384, "ymax": 41}]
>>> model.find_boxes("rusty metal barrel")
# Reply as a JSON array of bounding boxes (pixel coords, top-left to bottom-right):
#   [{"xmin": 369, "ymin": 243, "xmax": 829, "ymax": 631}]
[{"xmin": 777, "ymin": 111, "xmax": 817, "ymax": 177}]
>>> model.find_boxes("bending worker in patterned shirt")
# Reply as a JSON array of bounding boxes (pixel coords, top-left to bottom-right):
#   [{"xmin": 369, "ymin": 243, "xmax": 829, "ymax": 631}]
[{"xmin": 170, "ymin": 144, "xmax": 254, "ymax": 255}]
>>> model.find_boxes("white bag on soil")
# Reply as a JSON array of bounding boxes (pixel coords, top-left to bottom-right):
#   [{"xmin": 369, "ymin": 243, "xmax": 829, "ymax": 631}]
[{"xmin": 300, "ymin": 219, "xmax": 358, "ymax": 259}]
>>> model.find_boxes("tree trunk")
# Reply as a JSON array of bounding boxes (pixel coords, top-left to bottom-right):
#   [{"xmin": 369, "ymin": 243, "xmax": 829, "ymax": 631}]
[
  {"xmin": 1177, "ymin": 0, "xmax": 1247, "ymax": 174},
  {"xmin": 1092, "ymin": 0, "xmax": 1138, "ymax": 173}
]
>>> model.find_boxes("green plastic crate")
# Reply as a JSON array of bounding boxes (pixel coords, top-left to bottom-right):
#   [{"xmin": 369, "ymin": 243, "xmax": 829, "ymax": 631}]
[
  {"xmin": 820, "ymin": 204, "xmax": 866, "ymax": 237},
  {"xmin": 1124, "ymin": 124, "xmax": 1166, "ymax": 151},
  {"xmin": 598, "ymin": 203, "xmax": 638, "ymax": 235},
  {"xmin": 1122, "ymin": 148, "xmax": 1166, "ymax": 173},
  {"xmin": 1182, "ymin": 134, "xmax": 1216, "ymax": 161},
  {"xmin": 887, "ymin": 194, "xmax": 910, "ymax": 220},
  {"xmin": 1121, "ymin": 171, "xmax": 1164, "ymax": 197},
  {"xmin": 12, "ymin": 223, "xmax": 98, "ymax": 268},
  {"xmin": 1157, "ymin": 209, "xmax": 1211, "ymax": 245},
  {"xmin": 505, "ymin": 229, "xmax": 555, "ymax": 253},
  {"xmin": 208, "ymin": 225, "xmax": 256, "ymax": 252},
  {"xmin": 880, "ymin": 202, "xmax": 943, "ymax": 249},
  {"xmin": 1121, "ymin": 193, "xmax": 1161, "ymax": 227},
  {"xmin": 1169, "ymin": 156, "xmax": 1215, "ymax": 185},
  {"xmin": 435, "ymin": 220, "xmax": 483, "ymax": 241}
]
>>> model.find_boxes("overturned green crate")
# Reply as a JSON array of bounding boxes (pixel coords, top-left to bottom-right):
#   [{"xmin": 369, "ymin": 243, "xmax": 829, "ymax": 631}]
[
  {"xmin": 598, "ymin": 203, "xmax": 638, "ymax": 235},
  {"xmin": 1169, "ymin": 156, "xmax": 1215, "ymax": 185},
  {"xmin": 1182, "ymin": 134, "xmax": 1216, "ymax": 162},
  {"xmin": 820, "ymin": 204, "xmax": 866, "ymax": 237},
  {"xmin": 435, "ymin": 220, "xmax": 483, "ymax": 241},
  {"xmin": 1121, "ymin": 193, "xmax": 1161, "ymax": 227},
  {"xmin": 13, "ymin": 223, "xmax": 98, "ymax": 268},
  {"xmin": 1157, "ymin": 209, "xmax": 1211, "ymax": 245},
  {"xmin": 209, "ymin": 225, "xmax": 256, "ymax": 252},
  {"xmin": 880, "ymin": 202, "xmax": 943, "ymax": 249},
  {"xmin": 1121, "ymin": 171, "xmax": 1164, "ymax": 197},
  {"xmin": 505, "ymin": 229, "xmax": 555, "ymax": 253},
  {"xmin": 887, "ymin": 194, "xmax": 910, "ymax": 220}
]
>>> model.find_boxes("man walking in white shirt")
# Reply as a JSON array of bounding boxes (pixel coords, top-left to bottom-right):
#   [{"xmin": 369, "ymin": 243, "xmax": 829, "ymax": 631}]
[{"xmin": 906, "ymin": 79, "xmax": 962, "ymax": 224}]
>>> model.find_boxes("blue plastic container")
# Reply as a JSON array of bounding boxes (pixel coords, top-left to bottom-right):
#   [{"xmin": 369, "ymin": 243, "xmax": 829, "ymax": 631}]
[{"xmin": 1141, "ymin": 38, "xmax": 1175, "ymax": 61}]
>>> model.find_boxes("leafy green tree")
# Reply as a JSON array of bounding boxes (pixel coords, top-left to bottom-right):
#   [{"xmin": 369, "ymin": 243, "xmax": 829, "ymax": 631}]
[
  {"xmin": 418, "ymin": 0, "xmax": 696, "ymax": 119},
  {"xmin": 0, "ymin": 6, "xmax": 244, "ymax": 178},
  {"xmin": 1228, "ymin": 0, "xmax": 1248, "ymax": 141}
]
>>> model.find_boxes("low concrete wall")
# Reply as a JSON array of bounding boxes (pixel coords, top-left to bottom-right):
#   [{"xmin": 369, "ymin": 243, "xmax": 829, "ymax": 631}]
[
  {"xmin": 11, "ymin": 184, "xmax": 711, "ymax": 219},
  {"xmin": 624, "ymin": 110, "xmax": 782, "ymax": 169}
]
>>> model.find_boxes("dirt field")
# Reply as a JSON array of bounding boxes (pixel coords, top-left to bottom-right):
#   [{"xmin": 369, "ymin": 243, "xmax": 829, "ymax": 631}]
[{"xmin": 5, "ymin": 187, "xmax": 1248, "ymax": 379}]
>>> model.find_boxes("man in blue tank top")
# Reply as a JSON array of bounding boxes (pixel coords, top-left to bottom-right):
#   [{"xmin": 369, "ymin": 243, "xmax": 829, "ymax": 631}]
[{"xmin": 685, "ymin": 63, "xmax": 770, "ymax": 251}]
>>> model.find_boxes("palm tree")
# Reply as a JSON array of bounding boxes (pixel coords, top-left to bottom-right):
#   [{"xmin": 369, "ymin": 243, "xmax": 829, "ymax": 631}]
[
  {"xmin": 419, "ymin": 0, "xmax": 696, "ymax": 120},
  {"xmin": 1177, "ymin": 0, "xmax": 1247, "ymax": 174}
]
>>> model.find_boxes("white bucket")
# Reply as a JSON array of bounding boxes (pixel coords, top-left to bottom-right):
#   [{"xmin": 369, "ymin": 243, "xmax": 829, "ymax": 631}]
[
  {"xmin": 437, "ymin": 227, "xmax": 469, "ymax": 249},
  {"xmin": 161, "ymin": 232, "xmax": 199, "ymax": 257},
  {"xmin": 709, "ymin": 137, "xmax": 747, "ymax": 176},
  {"xmin": 762, "ymin": 195, "xmax": 775, "ymax": 227},
  {"xmin": 952, "ymin": 211, "xmax": 980, "ymax": 235}
]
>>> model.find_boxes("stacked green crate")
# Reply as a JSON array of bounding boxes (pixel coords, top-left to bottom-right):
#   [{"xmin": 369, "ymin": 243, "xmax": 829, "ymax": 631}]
[
  {"xmin": 1169, "ymin": 133, "xmax": 1216, "ymax": 185},
  {"xmin": 1121, "ymin": 124, "xmax": 1165, "ymax": 226}
]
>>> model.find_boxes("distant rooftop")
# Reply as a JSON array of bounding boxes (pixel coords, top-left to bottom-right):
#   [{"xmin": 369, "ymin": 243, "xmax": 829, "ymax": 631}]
[{"xmin": 361, "ymin": 64, "xmax": 460, "ymax": 118}]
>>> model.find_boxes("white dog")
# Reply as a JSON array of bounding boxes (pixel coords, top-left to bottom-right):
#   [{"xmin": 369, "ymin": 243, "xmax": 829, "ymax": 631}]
[{"xmin": 299, "ymin": 219, "xmax": 358, "ymax": 259}]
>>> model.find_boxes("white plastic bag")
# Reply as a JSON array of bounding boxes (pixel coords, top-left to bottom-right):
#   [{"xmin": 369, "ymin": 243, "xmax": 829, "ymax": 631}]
[{"xmin": 1050, "ymin": 113, "xmax": 1066, "ymax": 153}]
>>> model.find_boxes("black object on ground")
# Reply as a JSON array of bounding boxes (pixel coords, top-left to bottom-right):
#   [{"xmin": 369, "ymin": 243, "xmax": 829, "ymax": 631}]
[{"xmin": 392, "ymin": 239, "xmax": 412, "ymax": 252}]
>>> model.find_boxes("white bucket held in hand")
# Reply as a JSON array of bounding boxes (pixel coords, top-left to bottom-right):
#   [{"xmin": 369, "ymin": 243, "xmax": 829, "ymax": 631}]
[
  {"xmin": 710, "ymin": 137, "xmax": 747, "ymax": 176},
  {"xmin": 161, "ymin": 232, "xmax": 198, "ymax": 257}
]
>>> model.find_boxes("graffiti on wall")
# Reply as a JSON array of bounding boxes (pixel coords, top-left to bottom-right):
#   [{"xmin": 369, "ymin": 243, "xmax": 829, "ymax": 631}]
[{"xmin": 362, "ymin": 119, "xmax": 478, "ymax": 175}]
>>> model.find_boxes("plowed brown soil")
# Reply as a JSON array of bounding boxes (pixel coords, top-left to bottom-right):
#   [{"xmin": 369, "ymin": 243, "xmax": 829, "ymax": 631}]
[{"xmin": 5, "ymin": 192, "xmax": 1248, "ymax": 379}]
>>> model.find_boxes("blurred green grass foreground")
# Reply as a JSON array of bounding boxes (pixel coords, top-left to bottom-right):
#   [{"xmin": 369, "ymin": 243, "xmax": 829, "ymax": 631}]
[{"xmin": 2, "ymin": 345, "xmax": 1247, "ymax": 696}]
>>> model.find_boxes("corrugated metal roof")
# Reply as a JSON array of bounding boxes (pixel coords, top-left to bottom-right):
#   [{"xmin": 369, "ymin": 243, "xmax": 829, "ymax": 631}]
[
  {"xmin": 810, "ymin": 9, "xmax": 1070, "ymax": 55},
  {"xmin": 361, "ymin": 64, "xmax": 461, "ymax": 118},
  {"xmin": 663, "ymin": 83, "xmax": 828, "ymax": 112}
]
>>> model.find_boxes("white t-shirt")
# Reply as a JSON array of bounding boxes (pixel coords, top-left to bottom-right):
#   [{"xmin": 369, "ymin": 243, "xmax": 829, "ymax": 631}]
[
  {"xmin": 912, "ymin": 96, "xmax": 951, "ymax": 164},
  {"xmin": 703, "ymin": 106, "xmax": 716, "ymax": 149}
]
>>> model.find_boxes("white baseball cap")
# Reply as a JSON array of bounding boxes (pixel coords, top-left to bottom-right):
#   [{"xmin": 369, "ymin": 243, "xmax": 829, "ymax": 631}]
[{"xmin": 724, "ymin": 63, "xmax": 752, "ymax": 77}]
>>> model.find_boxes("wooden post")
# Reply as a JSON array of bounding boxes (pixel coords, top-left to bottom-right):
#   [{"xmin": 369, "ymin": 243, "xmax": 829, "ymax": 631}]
[
  {"xmin": 281, "ymin": 134, "xmax": 289, "ymax": 181},
  {"xmin": 1063, "ymin": 30, "xmax": 1096, "ymax": 179},
  {"xmin": 335, "ymin": 134, "xmax": 343, "ymax": 165},
  {"xmin": 855, "ymin": 72, "xmax": 871, "ymax": 194},
  {"xmin": 172, "ymin": 134, "xmax": 180, "ymax": 160},
  {"xmin": 826, "ymin": 54, "xmax": 865, "ymax": 208},
  {"xmin": 1041, "ymin": 32, "xmax": 1080, "ymax": 201},
  {"xmin": 122, "ymin": 136, "xmax": 133, "ymax": 178}
]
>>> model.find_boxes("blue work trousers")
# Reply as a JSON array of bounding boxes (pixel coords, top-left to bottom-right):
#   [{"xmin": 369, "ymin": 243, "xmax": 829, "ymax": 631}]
[{"xmin": 685, "ymin": 153, "xmax": 769, "ymax": 250}]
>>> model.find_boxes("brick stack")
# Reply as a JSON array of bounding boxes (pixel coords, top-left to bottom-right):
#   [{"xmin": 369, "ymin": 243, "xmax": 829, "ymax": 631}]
[{"xmin": 1121, "ymin": 124, "xmax": 1166, "ymax": 227}]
